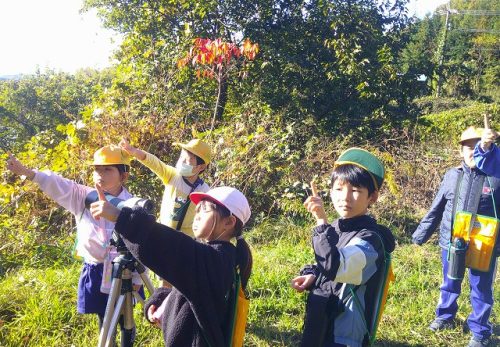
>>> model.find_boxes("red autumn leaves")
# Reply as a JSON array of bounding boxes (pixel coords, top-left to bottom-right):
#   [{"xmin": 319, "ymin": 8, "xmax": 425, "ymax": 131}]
[{"xmin": 178, "ymin": 38, "xmax": 259, "ymax": 79}]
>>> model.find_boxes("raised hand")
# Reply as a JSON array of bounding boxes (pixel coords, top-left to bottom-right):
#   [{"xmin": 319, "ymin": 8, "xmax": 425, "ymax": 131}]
[
  {"xmin": 303, "ymin": 180, "xmax": 328, "ymax": 225},
  {"xmin": 481, "ymin": 115, "xmax": 498, "ymax": 151},
  {"xmin": 119, "ymin": 137, "xmax": 134, "ymax": 154},
  {"xmin": 6, "ymin": 154, "xmax": 35, "ymax": 179},
  {"xmin": 90, "ymin": 183, "xmax": 120, "ymax": 222},
  {"xmin": 119, "ymin": 137, "xmax": 146, "ymax": 160}
]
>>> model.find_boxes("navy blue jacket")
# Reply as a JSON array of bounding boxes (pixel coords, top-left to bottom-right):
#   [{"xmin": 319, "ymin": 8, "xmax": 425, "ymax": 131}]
[
  {"xmin": 115, "ymin": 207, "xmax": 236, "ymax": 347},
  {"xmin": 412, "ymin": 162, "xmax": 500, "ymax": 252},
  {"xmin": 300, "ymin": 215, "xmax": 395, "ymax": 347}
]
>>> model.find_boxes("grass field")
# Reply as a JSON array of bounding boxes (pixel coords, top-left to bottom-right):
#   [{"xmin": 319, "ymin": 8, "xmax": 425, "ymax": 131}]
[{"xmin": 1, "ymin": 218, "xmax": 499, "ymax": 346}]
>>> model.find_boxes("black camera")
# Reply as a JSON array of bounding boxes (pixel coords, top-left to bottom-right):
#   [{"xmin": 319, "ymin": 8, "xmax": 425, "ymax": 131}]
[
  {"xmin": 85, "ymin": 190, "xmax": 155, "ymax": 252},
  {"xmin": 84, "ymin": 190, "xmax": 154, "ymax": 214}
]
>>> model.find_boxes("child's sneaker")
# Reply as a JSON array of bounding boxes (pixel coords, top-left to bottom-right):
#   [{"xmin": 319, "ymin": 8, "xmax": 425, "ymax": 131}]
[
  {"xmin": 429, "ymin": 318, "xmax": 454, "ymax": 331},
  {"xmin": 467, "ymin": 336, "xmax": 491, "ymax": 347}
]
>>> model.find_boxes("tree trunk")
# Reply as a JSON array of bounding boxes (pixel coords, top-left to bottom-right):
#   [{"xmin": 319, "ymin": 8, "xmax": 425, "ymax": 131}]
[{"xmin": 214, "ymin": 74, "xmax": 228, "ymax": 122}]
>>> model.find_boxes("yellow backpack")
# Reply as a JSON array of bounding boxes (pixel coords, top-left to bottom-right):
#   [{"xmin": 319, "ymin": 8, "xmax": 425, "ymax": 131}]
[
  {"xmin": 451, "ymin": 176, "xmax": 500, "ymax": 272},
  {"xmin": 227, "ymin": 267, "xmax": 250, "ymax": 347},
  {"xmin": 452, "ymin": 211, "xmax": 499, "ymax": 271}
]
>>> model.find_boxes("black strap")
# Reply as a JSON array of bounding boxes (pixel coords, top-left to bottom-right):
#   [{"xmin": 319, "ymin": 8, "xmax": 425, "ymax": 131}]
[
  {"xmin": 174, "ymin": 178, "xmax": 203, "ymax": 230},
  {"xmin": 450, "ymin": 170, "xmax": 464, "ymax": 243},
  {"xmin": 346, "ymin": 231, "xmax": 389, "ymax": 345}
]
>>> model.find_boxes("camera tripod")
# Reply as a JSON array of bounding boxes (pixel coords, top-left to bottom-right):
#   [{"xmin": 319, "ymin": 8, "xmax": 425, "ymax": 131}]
[{"xmin": 97, "ymin": 232, "xmax": 155, "ymax": 347}]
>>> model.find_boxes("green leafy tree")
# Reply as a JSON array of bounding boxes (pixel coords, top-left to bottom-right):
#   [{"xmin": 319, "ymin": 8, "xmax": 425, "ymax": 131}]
[
  {"xmin": 403, "ymin": 0, "xmax": 499, "ymax": 100},
  {"xmin": 0, "ymin": 69, "xmax": 111, "ymax": 152}
]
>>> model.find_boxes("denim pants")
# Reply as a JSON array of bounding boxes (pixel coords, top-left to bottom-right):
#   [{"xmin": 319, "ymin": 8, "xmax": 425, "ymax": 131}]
[{"xmin": 436, "ymin": 249, "xmax": 497, "ymax": 339}]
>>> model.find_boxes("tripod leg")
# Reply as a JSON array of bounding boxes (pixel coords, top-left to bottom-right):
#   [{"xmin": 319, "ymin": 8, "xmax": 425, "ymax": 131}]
[
  {"xmin": 98, "ymin": 277, "xmax": 123, "ymax": 347},
  {"xmin": 119, "ymin": 292, "xmax": 136, "ymax": 347},
  {"xmin": 104, "ymin": 295, "xmax": 125, "ymax": 347},
  {"xmin": 135, "ymin": 262, "xmax": 155, "ymax": 295},
  {"xmin": 132, "ymin": 291, "xmax": 144, "ymax": 306}
]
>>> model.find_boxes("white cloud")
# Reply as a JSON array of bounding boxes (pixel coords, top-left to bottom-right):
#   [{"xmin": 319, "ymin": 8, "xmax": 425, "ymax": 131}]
[{"xmin": 0, "ymin": 0, "xmax": 121, "ymax": 75}]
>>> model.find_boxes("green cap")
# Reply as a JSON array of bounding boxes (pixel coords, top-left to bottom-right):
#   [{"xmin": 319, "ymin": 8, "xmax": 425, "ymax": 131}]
[{"xmin": 334, "ymin": 148, "xmax": 385, "ymax": 190}]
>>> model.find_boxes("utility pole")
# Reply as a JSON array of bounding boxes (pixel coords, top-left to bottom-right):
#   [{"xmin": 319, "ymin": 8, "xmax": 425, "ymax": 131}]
[{"xmin": 435, "ymin": 3, "xmax": 451, "ymax": 97}]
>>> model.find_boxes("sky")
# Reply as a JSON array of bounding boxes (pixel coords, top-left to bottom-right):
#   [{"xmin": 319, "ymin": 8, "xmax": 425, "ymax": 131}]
[
  {"xmin": 408, "ymin": 0, "xmax": 450, "ymax": 18},
  {"xmin": 0, "ymin": 0, "xmax": 449, "ymax": 76},
  {"xmin": 0, "ymin": 0, "xmax": 121, "ymax": 76}
]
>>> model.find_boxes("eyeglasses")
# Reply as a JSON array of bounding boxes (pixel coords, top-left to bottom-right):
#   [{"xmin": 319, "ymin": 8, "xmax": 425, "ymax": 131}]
[{"xmin": 195, "ymin": 200, "xmax": 219, "ymax": 214}]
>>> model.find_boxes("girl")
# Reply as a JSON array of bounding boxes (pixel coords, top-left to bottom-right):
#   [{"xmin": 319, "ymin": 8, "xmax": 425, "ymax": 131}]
[
  {"xmin": 6, "ymin": 145, "xmax": 144, "ymax": 345},
  {"xmin": 90, "ymin": 185, "xmax": 253, "ymax": 347}
]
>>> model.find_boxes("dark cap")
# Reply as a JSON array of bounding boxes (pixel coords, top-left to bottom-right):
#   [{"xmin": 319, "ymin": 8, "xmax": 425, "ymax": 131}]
[{"xmin": 335, "ymin": 147, "xmax": 385, "ymax": 190}]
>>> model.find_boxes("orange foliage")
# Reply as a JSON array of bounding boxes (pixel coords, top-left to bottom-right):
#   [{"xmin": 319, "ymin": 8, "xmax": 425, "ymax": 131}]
[{"xmin": 177, "ymin": 37, "xmax": 259, "ymax": 78}]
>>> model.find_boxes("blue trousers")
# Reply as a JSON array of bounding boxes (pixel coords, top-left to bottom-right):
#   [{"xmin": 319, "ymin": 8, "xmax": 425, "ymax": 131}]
[{"xmin": 436, "ymin": 249, "xmax": 497, "ymax": 339}]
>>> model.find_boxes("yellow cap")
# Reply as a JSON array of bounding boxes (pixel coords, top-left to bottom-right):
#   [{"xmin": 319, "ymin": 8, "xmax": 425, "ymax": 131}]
[
  {"xmin": 459, "ymin": 126, "xmax": 482, "ymax": 144},
  {"xmin": 173, "ymin": 139, "xmax": 212, "ymax": 164},
  {"xmin": 92, "ymin": 145, "xmax": 132, "ymax": 166}
]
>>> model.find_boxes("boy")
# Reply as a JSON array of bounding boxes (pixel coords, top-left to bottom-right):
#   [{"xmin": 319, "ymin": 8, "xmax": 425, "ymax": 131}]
[
  {"xmin": 119, "ymin": 138, "xmax": 211, "ymax": 237},
  {"xmin": 412, "ymin": 126, "xmax": 500, "ymax": 347},
  {"xmin": 292, "ymin": 148, "xmax": 395, "ymax": 347}
]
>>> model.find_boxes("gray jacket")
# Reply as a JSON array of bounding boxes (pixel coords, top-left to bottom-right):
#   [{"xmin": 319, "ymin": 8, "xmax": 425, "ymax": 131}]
[{"xmin": 412, "ymin": 162, "xmax": 500, "ymax": 252}]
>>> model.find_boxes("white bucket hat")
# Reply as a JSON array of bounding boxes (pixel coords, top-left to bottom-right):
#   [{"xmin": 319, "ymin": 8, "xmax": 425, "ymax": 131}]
[{"xmin": 190, "ymin": 187, "xmax": 251, "ymax": 225}]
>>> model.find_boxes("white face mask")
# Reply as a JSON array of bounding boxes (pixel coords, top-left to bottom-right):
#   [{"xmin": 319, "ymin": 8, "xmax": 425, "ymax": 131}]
[{"xmin": 176, "ymin": 161, "xmax": 196, "ymax": 177}]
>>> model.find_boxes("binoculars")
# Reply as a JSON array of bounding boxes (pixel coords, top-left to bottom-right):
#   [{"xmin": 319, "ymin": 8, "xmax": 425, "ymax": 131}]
[{"xmin": 84, "ymin": 190, "xmax": 154, "ymax": 214}]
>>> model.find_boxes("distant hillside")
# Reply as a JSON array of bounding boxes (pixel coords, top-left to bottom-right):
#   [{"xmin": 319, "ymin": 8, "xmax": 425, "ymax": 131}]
[{"xmin": 0, "ymin": 74, "xmax": 22, "ymax": 81}]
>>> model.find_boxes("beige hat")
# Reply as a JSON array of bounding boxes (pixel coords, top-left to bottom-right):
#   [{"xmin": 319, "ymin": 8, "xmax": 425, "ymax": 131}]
[{"xmin": 459, "ymin": 126, "xmax": 482, "ymax": 144}]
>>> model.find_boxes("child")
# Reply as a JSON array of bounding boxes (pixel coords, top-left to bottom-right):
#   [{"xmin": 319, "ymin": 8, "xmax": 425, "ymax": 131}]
[
  {"xmin": 6, "ymin": 145, "xmax": 144, "ymax": 345},
  {"xmin": 413, "ymin": 126, "xmax": 500, "ymax": 347},
  {"xmin": 119, "ymin": 138, "xmax": 211, "ymax": 237},
  {"xmin": 291, "ymin": 148, "xmax": 395, "ymax": 347},
  {"xmin": 90, "ymin": 185, "xmax": 253, "ymax": 347}
]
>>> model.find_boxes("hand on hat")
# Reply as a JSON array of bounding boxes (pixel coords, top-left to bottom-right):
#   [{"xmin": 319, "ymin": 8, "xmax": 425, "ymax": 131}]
[
  {"xmin": 303, "ymin": 181, "xmax": 328, "ymax": 226},
  {"xmin": 90, "ymin": 183, "xmax": 120, "ymax": 222}
]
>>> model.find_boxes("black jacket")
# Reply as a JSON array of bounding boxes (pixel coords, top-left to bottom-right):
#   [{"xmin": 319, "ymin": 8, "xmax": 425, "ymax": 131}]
[
  {"xmin": 300, "ymin": 215, "xmax": 396, "ymax": 347},
  {"xmin": 115, "ymin": 207, "xmax": 236, "ymax": 347},
  {"xmin": 412, "ymin": 162, "xmax": 500, "ymax": 252}
]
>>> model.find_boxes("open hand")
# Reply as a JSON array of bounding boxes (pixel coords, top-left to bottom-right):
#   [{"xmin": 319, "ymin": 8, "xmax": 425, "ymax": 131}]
[{"xmin": 89, "ymin": 183, "xmax": 120, "ymax": 222}]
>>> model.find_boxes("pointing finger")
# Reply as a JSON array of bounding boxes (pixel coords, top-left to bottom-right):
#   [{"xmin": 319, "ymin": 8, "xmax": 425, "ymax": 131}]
[
  {"xmin": 310, "ymin": 181, "xmax": 318, "ymax": 197},
  {"xmin": 484, "ymin": 114, "xmax": 490, "ymax": 130},
  {"xmin": 95, "ymin": 183, "xmax": 106, "ymax": 201}
]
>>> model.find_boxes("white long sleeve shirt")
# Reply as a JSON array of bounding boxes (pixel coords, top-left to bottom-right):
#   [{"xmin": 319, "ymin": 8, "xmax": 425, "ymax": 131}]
[{"xmin": 33, "ymin": 170, "xmax": 143, "ymax": 286}]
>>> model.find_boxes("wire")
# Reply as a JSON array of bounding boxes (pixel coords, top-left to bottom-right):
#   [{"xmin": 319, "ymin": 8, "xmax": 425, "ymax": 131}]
[{"xmin": 453, "ymin": 28, "xmax": 500, "ymax": 34}]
